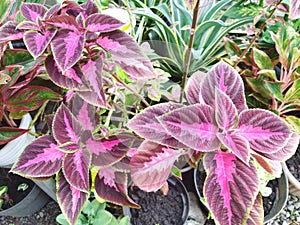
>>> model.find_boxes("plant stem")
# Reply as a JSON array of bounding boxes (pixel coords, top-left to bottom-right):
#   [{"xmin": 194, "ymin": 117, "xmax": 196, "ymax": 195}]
[
  {"xmin": 233, "ymin": 0, "xmax": 282, "ymax": 68},
  {"xmin": 180, "ymin": 0, "xmax": 200, "ymax": 103},
  {"xmin": 111, "ymin": 73, "xmax": 150, "ymax": 107}
]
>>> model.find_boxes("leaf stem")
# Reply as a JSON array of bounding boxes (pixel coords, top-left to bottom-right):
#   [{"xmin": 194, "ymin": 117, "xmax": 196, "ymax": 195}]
[
  {"xmin": 180, "ymin": 0, "xmax": 201, "ymax": 103},
  {"xmin": 233, "ymin": 0, "xmax": 282, "ymax": 68}
]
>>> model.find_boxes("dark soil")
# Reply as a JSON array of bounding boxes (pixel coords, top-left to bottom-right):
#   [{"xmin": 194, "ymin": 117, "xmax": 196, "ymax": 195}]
[
  {"xmin": 262, "ymin": 178, "xmax": 278, "ymax": 215},
  {"xmin": 128, "ymin": 181, "xmax": 185, "ymax": 225},
  {"xmin": 0, "ymin": 168, "xmax": 34, "ymax": 210},
  {"xmin": 286, "ymin": 144, "xmax": 300, "ymax": 181}
]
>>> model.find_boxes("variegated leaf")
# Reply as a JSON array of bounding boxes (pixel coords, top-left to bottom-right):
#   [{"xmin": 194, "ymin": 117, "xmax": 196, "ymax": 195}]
[
  {"xmin": 91, "ymin": 133, "xmax": 134, "ymax": 167},
  {"xmin": 201, "ymin": 61, "xmax": 247, "ymax": 113},
  {"xmin": 186, "ymin": 71, "xmax": 206, "ymax": 104},
  {"xmin": 85, "ymin": 14, "xmax": 124, "ymax": 32},
  {"xmin": 259, "ymin": 132, "xmax": 299, "ymax": 162},
  {"xmin": 215, "ymin": 89, "xmax": 238, "ymax": 130},
  {"xmin": 81, "ymin": 58, "xmax": 106, "ymax": 107},
  {"xmin": 94, "ymin": 168, "xmax": 139, "ymax": 208},
  {"xmin": 44, "ymin": 4, "xmax": 60, "ymax": 20},
  {"xmin": 81, "ymin": 0, "xmax": 98, "ymax": 16},
  {"xmin": 53, "ymin": 104, "xmax": 84, "ymax": 145},
  {"xmin": 51, "ymin": 29, "xmax": 84, "ymax": 72},
  {"xmin": 45, "ymin": 55, "xmax": 89, "ymax": 91},
  {"xmin": 158, "ymin": 104, "xmax": 220, "ymax": 151},
  {"xmin": 57, "ymin": 172, "xmax": 89, "ymax": 225},
  {"xmin": 251, "ymin": 153, "xmax": 282, "ymax": 178},
  {"xmin": 96, "ymin": 30, "xmax": 155, "ymax": 80},
  {"xmin": 127, "ymin": 103, "xmax": 186, "ymax": 148},
  {"xmin": 290, "ymin": 0, "xmax": 300, "ymax": 20},
  {"xmin": 77, "ymin": 90, "xmax": 107, "ymax": 107},
  {"xmin": 0, "ymin": 22, "xmax": 25, "ymax": 42},
  {"xmin": 130, "ymin": 140, "xmax": 182, "ymax": 192},
  {"xmin": 21, "ymin": 3, "xmax": 46, "ymax": 22},
  {"xmin": 11, "ymin": 135, "xmax": 64, "ymax": 177},
  {"xmin": 24, "ymin": 29, "xmax": 56, "ymax": 59},
  {"xmin": 16, "ymin": 21, "xmax": 39, "ymax": 30},
  {"xmin": 203, "ymin": 151, "xmax": 259, "ymax": 225},
  {"xmin": 45, "ymin": 15, "xmax": 80, "ymax": 31},
  {"xmin": 63, "ymin": 148, "xmax": 91, "ymax": 192},
  {"xmin": 237, "ymin": 109, "xmax": 290, "ymax": 154},
  {"xmin": 246, "ymin": 194, "xmax": 263, "ymax": 225},
  {"xmin": 0, "ymin": 127, "xmax": 28, "ymax": 145}
]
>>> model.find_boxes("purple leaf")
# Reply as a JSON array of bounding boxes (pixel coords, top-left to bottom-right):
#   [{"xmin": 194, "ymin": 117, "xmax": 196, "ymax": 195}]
[
  {"xmin": 201, "ymin": 61, "xmax": 247, "ymax": 113},
  {"xmin": 21, "ymin": 3, "xmax": 46, "ymax": 22},
  {"xmin": 45, "ymin": 15, "xmax": 80, "ymax": 31},
  {"xmin": 44, "ymin": 4, "xmax": 60, "ymax": 20},
  {"xmin": 63, "ymin": 149, "xmax": 91, "ymax": 192},
  {"xmin": 246, "ymin": 194, "xmax": 263, "ymax": 225},
  {"xmin": 95, "ymin": 168, "xmax": 139, "ymax": 208},
  {"xmin": 215, "ymin": 89, "xmax": 238, "ymax": 130},
  {"xmin": 16, "ymin": 21, "xmax": 40, "ymax": 30},
  {"xmin": 237, "ymin": 109, "xmax": 290, "ymax": 154},
  {"xmin": 186, "ymin": 71, "xmax": 206, "ymax": 104},
  {"xmin": 24, "ymin": 28, "xmax": 56, "ymax": 59},
  {"xmin": 91, "ymin": 133, "xmax": 135, "ymax": 167},
  {"xmin": 127, "ymin": 103, "xmax": 186, "ymax": 148},
  {"xmin": 53, "ymin": 104, "xmax": 84, "ymax": 145},
  {"xmin": 51, "ymin": 29, "xmax": 84, "ymax": 72},
  {"xmin": 81, "ymin": 58, "xmax": 106, "ymax": 107},
  {"xmin": 45, "ymin": 55, "xmax": 89, "ymax": 90},
  {"xmin": 203, "ymin": 151, "xmax": 259, "ymax": 225},
  {"xmin": 290, "ymin": 0, "xmax": 300, "ymax": 20},
  {"xmin": 11, "ymin": 136, "xmax": 64, "ymax": 177},
  {"xmin": 86, "ymin": 14, "xmax": 124, "ymax": 32},
  {"xmin": 96, "ymin": 30, "xmax": 155, "ymax": 80},
  {"xmin": 77, "ymin": 91, "xmax": 107, "ymax": 108},
  {"xmin": 57, "ymin": 172, "xmax": 89, "ymax": 225},
  {"xmin": 260, "ymin": 132, "xmax": 299, "ymax": 161},
  {"xmin": 130, "ymin": 140, "xmax": 182, "ymax": 192},
  {"xmin": 0, "ymin": 22, "xmax": 25, "ymax": 42},
  {"xmin": 81, "ymin": 0, "xmax": 98, "ymax": 16},
  {"xmin": 217, "ymin": 132, "xmax": 250, "ymax": 165},
  {"xmin": 158, "ymin": 104, "xmax": 220, "ymax": 151}
]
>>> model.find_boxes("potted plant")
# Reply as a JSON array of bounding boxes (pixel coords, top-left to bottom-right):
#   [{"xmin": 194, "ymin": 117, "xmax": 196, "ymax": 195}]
[{"xmin": 0, "ymin": 167, "xmax": 50, "ymax": 217}]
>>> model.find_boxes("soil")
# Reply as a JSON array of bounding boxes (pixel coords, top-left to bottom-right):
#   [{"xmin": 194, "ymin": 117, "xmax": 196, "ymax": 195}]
[
  {"xmin": 0, "ymin": 168, "xmax": 34, "ymax": 210},
  {"xmin": 286, "ymin": 144, "xmax": 300, "ymax": 181},
  {"xmin": 128, "ymin": 180, "xmax": 185, "ymax": 225}
]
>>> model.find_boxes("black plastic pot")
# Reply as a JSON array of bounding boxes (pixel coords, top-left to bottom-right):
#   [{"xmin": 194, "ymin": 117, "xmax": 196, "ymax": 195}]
[
  {"xmin": 193, "ymin": 163, "xmax": 288, "ymax": 224},
  {"xmin": 123, "ymin": 176, "xmax": 190, "ymax": 225}
]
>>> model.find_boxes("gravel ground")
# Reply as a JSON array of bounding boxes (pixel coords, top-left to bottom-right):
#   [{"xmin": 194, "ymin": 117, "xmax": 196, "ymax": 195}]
[{"xmin": 0, "ymin": 194, "xmax": 299, "ymax": 224}]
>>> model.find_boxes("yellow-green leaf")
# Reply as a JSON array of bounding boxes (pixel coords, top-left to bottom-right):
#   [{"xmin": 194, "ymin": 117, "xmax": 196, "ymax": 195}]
[{"xmin": 253, "ymin": 48, "xmax": 273, "ymax": 70}]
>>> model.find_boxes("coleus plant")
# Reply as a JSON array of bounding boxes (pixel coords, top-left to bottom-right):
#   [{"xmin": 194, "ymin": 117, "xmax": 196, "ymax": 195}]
[
  {"xmin": 127, "ymin": 61, "xmax": 300, "ymax": 225},
  {"xmin": 11, "ymin": 95, "xmax": 140, "ymax": 225},
  {"xmin": 0, "ymin": 0, "xmax": 154, "ymax": 107}
]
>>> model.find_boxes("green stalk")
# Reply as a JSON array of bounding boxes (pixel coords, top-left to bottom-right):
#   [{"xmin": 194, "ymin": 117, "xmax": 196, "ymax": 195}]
[{"xmin": 180, "ymin": 0, "xmax": 200, "ymax": 103}]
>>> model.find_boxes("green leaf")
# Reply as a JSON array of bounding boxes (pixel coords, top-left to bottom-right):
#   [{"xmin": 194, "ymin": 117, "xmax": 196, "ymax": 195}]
[
  {"xmin": 285, "ymin": 116, "xmax": 300, "ymax": 135},
  {"xmin": 246, "ymin": 78, "xmax": 273, "ymax": 99},
  {"xmin": 118, "ymin": 216, "xmax": 130, "ymax": 225},
  {"xmin": 257, "ymin": 69, "xmax": 277, "ymax": 81},
  {"xmin": 93, "ymin": 211, "xmax": 116, "ymax": 225},
  {"xmin": 1, "ymin": 50, "xmax": 33, "ymax": 67},
  {"xmin": 171, "ymin": 165, "xmax": 182, "ymax": 179},
  {"xmin": 0, "ymin": 0, "xmax": 11, "ymax": 24},
  {"xmin": 0, "ymin": 127, "xmax": 29, "ymax": 145},
  {"xmin": 266, "ymin": 81, "xmax": 284, "ymax": 101},
  {"xmin": 91, "ymin": 199, "xmax": 106, "ymax": 214},
  {"xmin": 253, "ymin": 48, "xmax": 273, "ymax": 70},
  {"xmin": 224, "ymin": 2, "xmax": 261, "ymax": 19},
  {"xmin": 56, "ymin": 214, "xmax": 70, "ymax": 225},
  {"xmin": 224, "ymin": 38, "xmax": 242, "ymax": 57},
  {"xmin": 285, "ymin": 79, "xmax": 300, "ymax": 102}
]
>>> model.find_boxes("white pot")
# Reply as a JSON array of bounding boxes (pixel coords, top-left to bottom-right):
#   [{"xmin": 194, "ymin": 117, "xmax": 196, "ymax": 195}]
[{"xmin": 0, "ymin": 113, "xmax": 35, "ymax": 168}]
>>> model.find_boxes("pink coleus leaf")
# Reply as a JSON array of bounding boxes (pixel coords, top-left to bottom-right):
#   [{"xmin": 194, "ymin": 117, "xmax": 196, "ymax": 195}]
[
  {"xmin": 53, "ymin": 104, "xmax": 84, "ymax": 145},
  {"xmin": 94, "ymin": 168, "xmax": 139, "ymax": 208},
  {"xmin": 81, "ymin": 0, "xmax": 98, "ymax": 16},
  {"xmin": 185, "ymin": 71, "xmax": 206, "ymax": 104},
  {"xmin": 57, "ymin": 172, "xmax": 89, "ymax": 225},
  {"xmin": 0, "ymin": 127, "xmax": 28, "ymax": 145},
  {"xmin": 289, "ymin": 0, "xmax": 300, "ymax": 20},
  {"xmin": 203, "ymin": 151, "xmax": 259, "ymax": 225},
  {"xmin": 158, "ymin": 104, "xmax": 220, "ymax": 151},
  {"xmin": 259, "ymin": 132, "xmax": 299, "ymax": 162},
  {"xmin": 51, "ymin": 29, "xmax": 85, "ymax": 72},
  {"xmin": 63, "ymin": 148, "xmax": 91, "ymax": 192},
  {"xmin": 21, "ymin": 3, "xmax": 46, "ymax": 22},
  {"xmin": 217, "ymin": 132, "xmax": 250, "ymax": 165},
  {"xmin": 45, "ymin": 55, "xmax": 89, "ymax": 91},
  {"xmin": 85, "ymin": 14, "xmax": 124, "ymax": 32},
  {"xmin": 24, "ymin": 28, "xmax": 56, "ymax": 59},
  {"xmin": 130, "ymin": 140, "xmax": 183, "ymax": 192},
  {"xmin": 45, "ymin": 15, "xmax": 80, "ymax": 31},
  {"xmin": 91, "ymin": 133, "xmax": 135, "ymax": 167},
  {"xmin": 236, "ymin": 109, "xmax": 290, "ymax": 154},
  {"xmin": 215, "ymin": 89, "xmax": 238, "ymax": 130},
  {"xmin": 96, "ymin": 30, "xmax": 155, "ymax": 80},
  {"xmin": 44, "ymin": 4, "xmax": 60, "ymax": 20},
  {"xmin": 246, "ymin": 194, "xmax": 263, "ymax": 225},
  {"xmin": 127, "ymin": 103, "xmax": 186, "ymax": 148},
  {"xmin": 16, "ymin": 21, "xmax": 40, "ymax": 30},
  {"xmin": 77, "ymin": 91, "xmax": 107, "ymax": 108},
  {"xmin": 81, "ymin": 58, "xmax": 106, "ymax": 107},
  {"xmin": 201, "ymin": 61, "xmax": 247, "ymax": 113},
  {"xmin": 0, "ymin": 21, "xmax": 25, "ymax": 42},
  {"xmin": 11, "ymin": 135, "xmax": 64, "ymax": 177}
]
